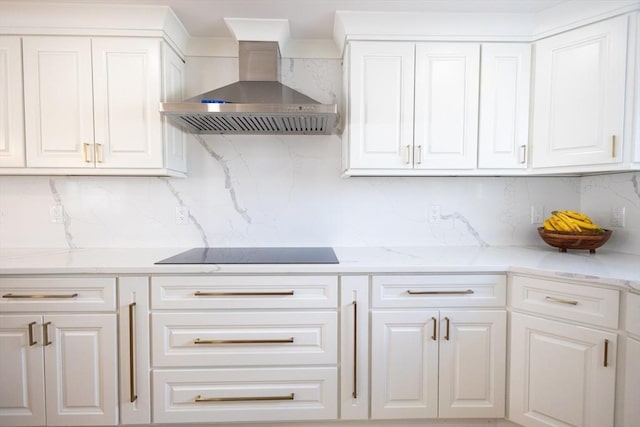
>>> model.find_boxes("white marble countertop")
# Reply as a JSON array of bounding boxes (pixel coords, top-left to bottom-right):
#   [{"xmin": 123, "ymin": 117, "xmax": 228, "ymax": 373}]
[{"xmin": 0, "ymin": 246, "xmax": 638, "ymax": 291}]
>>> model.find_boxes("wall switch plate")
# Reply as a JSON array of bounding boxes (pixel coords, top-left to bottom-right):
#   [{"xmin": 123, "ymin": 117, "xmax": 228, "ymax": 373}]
[
  {"xmin": 611, "ymin": 206, "xmax": 625, "ymax": 228},
  {"xmin": 50, "ymin": 205, "xmax": 64, "ymax": 224},
  {"xmin": 530, "ymin": 205, "xmax": 544, "ymax": 224},
  {"xmin": 428, "ymin": 205, "xmax": 441, "ymax": 224},
  {"xmin": 176, "ymin": 206, "xmax": 189, "ymax": 224}
]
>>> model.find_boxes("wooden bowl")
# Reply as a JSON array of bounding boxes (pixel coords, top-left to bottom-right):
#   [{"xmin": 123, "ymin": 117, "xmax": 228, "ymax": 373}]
[{"xmin": 537, "ymin": 227, "xmax": 612, "ymax": 253}]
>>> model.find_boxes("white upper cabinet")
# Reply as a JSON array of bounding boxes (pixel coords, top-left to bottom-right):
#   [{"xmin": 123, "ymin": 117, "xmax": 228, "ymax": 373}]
[
  {"xmin": 478, "ymin": 43, "xmax": 531, "ymax": 169},
  {"xmin": 17, "ymin": 36, "xmax": 186, "ymax": 176},
  {"xmin": 347, "ymin": 41, "xmax": 415, "ymax": 170},
  {"xmin": 531, "ymin": 15, "xmax": 628, "ymax": 170},
  {"xmin": 0, "ymin": 36, "xmax": 25, "ymax": 167},
  {"xmin": 414, "ymin": 43, "xmax": 480, "ymax": 170}
]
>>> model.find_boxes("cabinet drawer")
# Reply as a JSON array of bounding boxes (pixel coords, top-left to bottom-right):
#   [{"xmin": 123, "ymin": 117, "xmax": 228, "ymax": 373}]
[
  {"xmin": 152, "ymin": 311, "xmax": 337, "ymax": 367},
  {"xmin": 626, "ymin": 291, "xmax": 640, "ymax": 337},
  {"xmin": 153, "ymin": 367, "xmax": 337, "ymax": 423},
  {"xmin": 510, "ymin": 275, "xmax": 619, "ymax": 328},
  {"xmin": 0, "ymin": 277, "xmax": 116, "ymax": 312},
  {"xmin": 151, "ymin": 275, "xmax": 338, "ymax": 309},
  {"xmin": 372, "ymin": 274, "xmax": 506, "ymax": 308}
]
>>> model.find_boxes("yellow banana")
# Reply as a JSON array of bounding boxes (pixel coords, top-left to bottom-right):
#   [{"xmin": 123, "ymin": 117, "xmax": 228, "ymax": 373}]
[
  {"xmin": 561, "ymin": 210, "xmax": 593, "ymax": 224},
  {"xmin": 568, "ymin": 218, "xmax": 603, "ymax": 231},
  {"xmin": 543, "ymin": 219, "xmax": 555, "ymax": 231},
  {"xmin": 552, "ymin": 211, "xmax": 582, "ymax": 232},
  {"xmin": 549, "ymin": 215, "xmax": 570, "ymax": 232}
]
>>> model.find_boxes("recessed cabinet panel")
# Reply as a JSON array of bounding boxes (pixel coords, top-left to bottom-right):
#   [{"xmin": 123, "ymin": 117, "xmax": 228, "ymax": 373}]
[
  {"xmin": 23, "ymin": 37, "xmax": 95, "ymax": 168},
  {"xmin": 0, "ymin": 315, "xmax": 46, "ymax": 427},
  {"xmin": 0, "ymin": 36, "xmax": 25, "ymax": 167},
  {"xmin": 414, "ymin": 43, "xmax": 479, "ymax": 169},
  {"xmin": 44, "ymin": 314, "xmax": 117, "ymax": 426},
  {"xmin": 510, "ymin": 312, "xmax": 616, "ymax": 427},
  {"xmin": 92, "ymin": 38, "xmax": 162, "ymax": 168},
  {"xmin": 162, "ymin": 43, "xmax": 187, "ymax": 173},
  {"xmin": 348, "ymin": 42, "xmax": 415, "ymax": 169},
  {"xmin": 532, "ymin": 15, "xmax": 628, "ymax": 168},
  {"xmin": 479, "ymin": 43, "xmax": 530, "ymax": 169}
]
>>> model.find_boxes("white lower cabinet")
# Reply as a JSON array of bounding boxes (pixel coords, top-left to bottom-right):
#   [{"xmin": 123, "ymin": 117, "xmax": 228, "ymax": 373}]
[
  {"xmin": 370, "ymin": 274, "xmax": 507, "ymax": 420},
  {"xmin": 149, "ymin": 275, "xmax": 340, "ymax": 424},
  {"xmin": 0, "ymin": 277, "xmax": 118, "ymax": 427},
  {"xmin": 508, "ymin": 274, "xmax": 619, "ymax": 427}
]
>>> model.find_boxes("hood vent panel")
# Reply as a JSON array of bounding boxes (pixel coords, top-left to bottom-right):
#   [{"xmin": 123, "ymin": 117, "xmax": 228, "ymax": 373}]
[
  {"xmin": 161, "ymin": 41, "xmax": 338, "ymax": 135},
  {"xmin": 174, "ymin": 112, "xmax": 333, "ymax": 135}
]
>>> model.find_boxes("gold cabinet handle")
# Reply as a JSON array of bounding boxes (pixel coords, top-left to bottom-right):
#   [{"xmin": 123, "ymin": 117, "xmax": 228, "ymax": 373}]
[
  {"xmin": 545, "ymin": 296, "xmax": 578, "ymax": 306},
  {"xmin": 3, "ymin": 293, "xmax": 79, "ymax": 299},
  {"xmin": 195, "ymin": 393, "xmax": 294, "ymax": 403},
  {"xmin": 194, "ymin": 337, "xmax": 294, "ymax": 345},
  {"xmin": 82, "ymin": 143, "xmax": 92, "ymax": 163},
  {"xmin": 408, "ymin": 289, "xmax": 474, "ymax": 295},
  {"xmin": 431, "ymin": 317, "xmax": 437, "ymax": 341},
  {"xmin": 43, "ymin": 321, "xmax": 52, "ymax": 346},
  {"xmin": 604, "ymin": 339, "xmax": 609, "ymax": 367},
  {"xmin": 352, "ymin": 300, "xmax": 358, "ymax": 399},
  {"xmin": 405, "ymin": 144, "xmax": 411, "ymax": 164},
  {"xmin": 415, "ymin": 145, "xmax": 422, "ymax": 164},
  {"xmin": 611, "ymin": 135, "xmax": 616, "ymax": 158},
  {"xmin": 28, "ymin": 321, "xmax": 38, "ymax": 346},
  {"xmin": 194, "ymin": 291, "xmax": 294, "ymax": 297},
  {"xmin": 128, "ymin": 302, "xmax": 138, "ymax": 403},
  {"xmin": 444, "ymin": 316, "xmax": 450, "ymax": 341},
  {"xmin": 95, "ymin": 143, "xmax": 103, "ymax": 163}
]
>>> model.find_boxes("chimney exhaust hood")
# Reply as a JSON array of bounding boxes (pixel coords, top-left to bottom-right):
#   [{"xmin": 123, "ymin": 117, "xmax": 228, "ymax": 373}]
[{"xmin": 160, "ymin": 41, "xmax": 338, "ymax": 135}]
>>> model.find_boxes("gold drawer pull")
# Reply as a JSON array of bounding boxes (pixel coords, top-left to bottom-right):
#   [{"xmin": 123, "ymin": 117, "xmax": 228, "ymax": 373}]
[
  {"xmin": 431, "ymin": 317, "xmax": 437, "ymax": 341},
  {"xmin": 195, "ymin": 393, "xmax": 295, "ymax": 403},
  {"xmin": 82, "ymin": 143, "xmax": 91, "ymax": 163},
  {"xmin": 128, "ymin": 302, "xmax": 138, "ymax": 403},
  {"xmin": 444, "ymin": 316, "xmax": 450, "ymax": 341},
  {"xmin": 545, "ymin": 296, "xmax": 578, "ymax": 306},
  {"xmin": 3, "ymin": 293, "xmax": 79, "ymax": 299},
  {"xmin": 43, "ymin": 321, "xmax": 52, "ymax": 346},
  {"xmin": 194, "ymin": 291, "xmax": 294, "ymax": 297},
  {"xmin": 408, "ymin": 289, "xmax": 474, "ymax": 295},
  {"xmin": 604, "ymin": 339, "xmax": 609, "ymax": 367},
  {"xmin": 194, "ymin": 337, "xmax": 294, "ymax": 345},
  {"xmin": 28, "ymin": 321, "xmax": 38, "ymax": 346}
]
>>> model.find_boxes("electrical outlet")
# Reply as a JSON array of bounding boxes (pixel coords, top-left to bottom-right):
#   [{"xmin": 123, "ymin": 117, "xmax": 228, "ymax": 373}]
[
  {"xmin": 530, "ymin": 205, "xmax": 544, "ymax": 224},
  {"xmin": 428, "ymin": 205, "xmax": 441, "ymax": 224},
  {"xmin": 611, "ymin": 207, "xmax": 626, "ymax": 228},
  {"xmin": 176, "ymin": 206, "xmax": 189, "ymax": 224},
  {"xmin": 50, "ymin": 205, "xmax": 64, "ymax": 224}
]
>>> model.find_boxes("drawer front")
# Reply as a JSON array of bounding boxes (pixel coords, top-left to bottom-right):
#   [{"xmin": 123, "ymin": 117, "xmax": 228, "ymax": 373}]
[
  {"xmin": 372, "ymin": 274, "xmax": 506, "ymax": 308},
  {"xmin": 0, "ymin": 277, "xmax": 116, "ymax": 312},
  {"xmin": 510, "ymin": 275, "xmax": 619, "ymax": 328},
  {"xmin": 626, "ymin": 291, "xmax": 640, "ymax": 337},
  {"xmin": 152, "ymin": 311, "xmax": 337, "ymax": 367},
  {"xmin": 153, "ymin": 367, "xmax": 337, "ymax": 423},
  {"xmin": 151, "ymin": 275, "xmax": 338, "ymax": 309}
]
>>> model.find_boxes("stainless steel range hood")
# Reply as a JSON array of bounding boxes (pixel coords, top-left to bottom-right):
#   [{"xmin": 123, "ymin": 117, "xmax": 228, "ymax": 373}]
[{"xmin": 160, "ymin": 41, "xmax": 338, "ymax": 135}]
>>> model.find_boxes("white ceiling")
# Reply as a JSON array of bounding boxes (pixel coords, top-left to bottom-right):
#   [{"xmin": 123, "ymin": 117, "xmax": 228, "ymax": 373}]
[{"xmin": 18, "ymin": 0, "xmax": 567, "ymax": 39}]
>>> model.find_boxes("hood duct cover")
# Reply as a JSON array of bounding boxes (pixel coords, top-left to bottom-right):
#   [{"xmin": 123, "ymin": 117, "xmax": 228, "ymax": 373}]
[{"xmin": 160, "ymin": 41, "xmax": 338, "ymax": 135}]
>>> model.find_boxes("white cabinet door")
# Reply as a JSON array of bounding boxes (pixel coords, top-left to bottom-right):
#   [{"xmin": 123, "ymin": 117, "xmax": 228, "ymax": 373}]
[
  {"xmin": 0, "ymin": 36, "xmax": 25, "ymax": 167},
  {"xmin": 0, "ymin": 315, "xmax": 45, "ymax": 427},
  {"xmin": 23, "ymin": 36, "xmax": 95, "ymax": 168},
  {"xmin": 162, "ymin": 43, "xmax": 187, "ymax": 174},
  {"xmin": 624, "ymin": 337, "xmax": 640, "ymax": 427},
  {"xmin": 479, "ymin": 43, "xmax": 531, "ymax": 169},
  {"xmin": 44, "ymin": 314, "xmax": 118, "ymax": 426},
  {"xmin": 371, "ymin": 310, "xmax": 439, "ymax": 419},
  {"xmin": 531, "ymin": 15, "xmax": 628, "ymax": 169},
  {"xmin": 510, "ymin": 312, "xmax": 616, "ymax": 427},
  {"xmin": 92, "ymin": 38, "xmax": 162, "ymax": 169},
  {"xmin": 348, "ymin": 41, "xmax": 415, "ymax": 169},
  {"xmin": 414, "ymin": 43, "xmax": 480, "ymax": 169},
  {"xmin": 340, "ymin": 276, "xmax": 369, "ymax": 420},
  {"xmin": 438, "ymin": 310, "xmax": 506, "ymax": 418},
  {"xmin": 118, "ymin": 277, "xmax": 151, "ymax": 425}
]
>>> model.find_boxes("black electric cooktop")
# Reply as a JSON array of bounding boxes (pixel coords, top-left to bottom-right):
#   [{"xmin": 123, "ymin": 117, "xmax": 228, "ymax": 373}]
[{"xmin": 155, "ymin": 247, "xmax": 339, "ymax": 265}]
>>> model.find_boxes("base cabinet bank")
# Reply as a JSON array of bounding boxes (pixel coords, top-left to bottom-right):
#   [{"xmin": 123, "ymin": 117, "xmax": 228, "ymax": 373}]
[{"xmin": 0, "ymin": 271, "xmax": 635, "ymax": 427}]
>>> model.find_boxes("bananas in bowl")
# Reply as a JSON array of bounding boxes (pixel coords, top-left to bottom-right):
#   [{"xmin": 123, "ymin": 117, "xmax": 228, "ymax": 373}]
[{"xmin": 539, "ymin": 210, "xmax": 611, "ymax": 253}]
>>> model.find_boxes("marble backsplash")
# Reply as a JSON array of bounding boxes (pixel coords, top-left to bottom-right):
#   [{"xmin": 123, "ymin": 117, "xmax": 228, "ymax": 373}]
[{"xmin": 0, "ymin": 56, "xmax": 638, "ymax": 254}]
